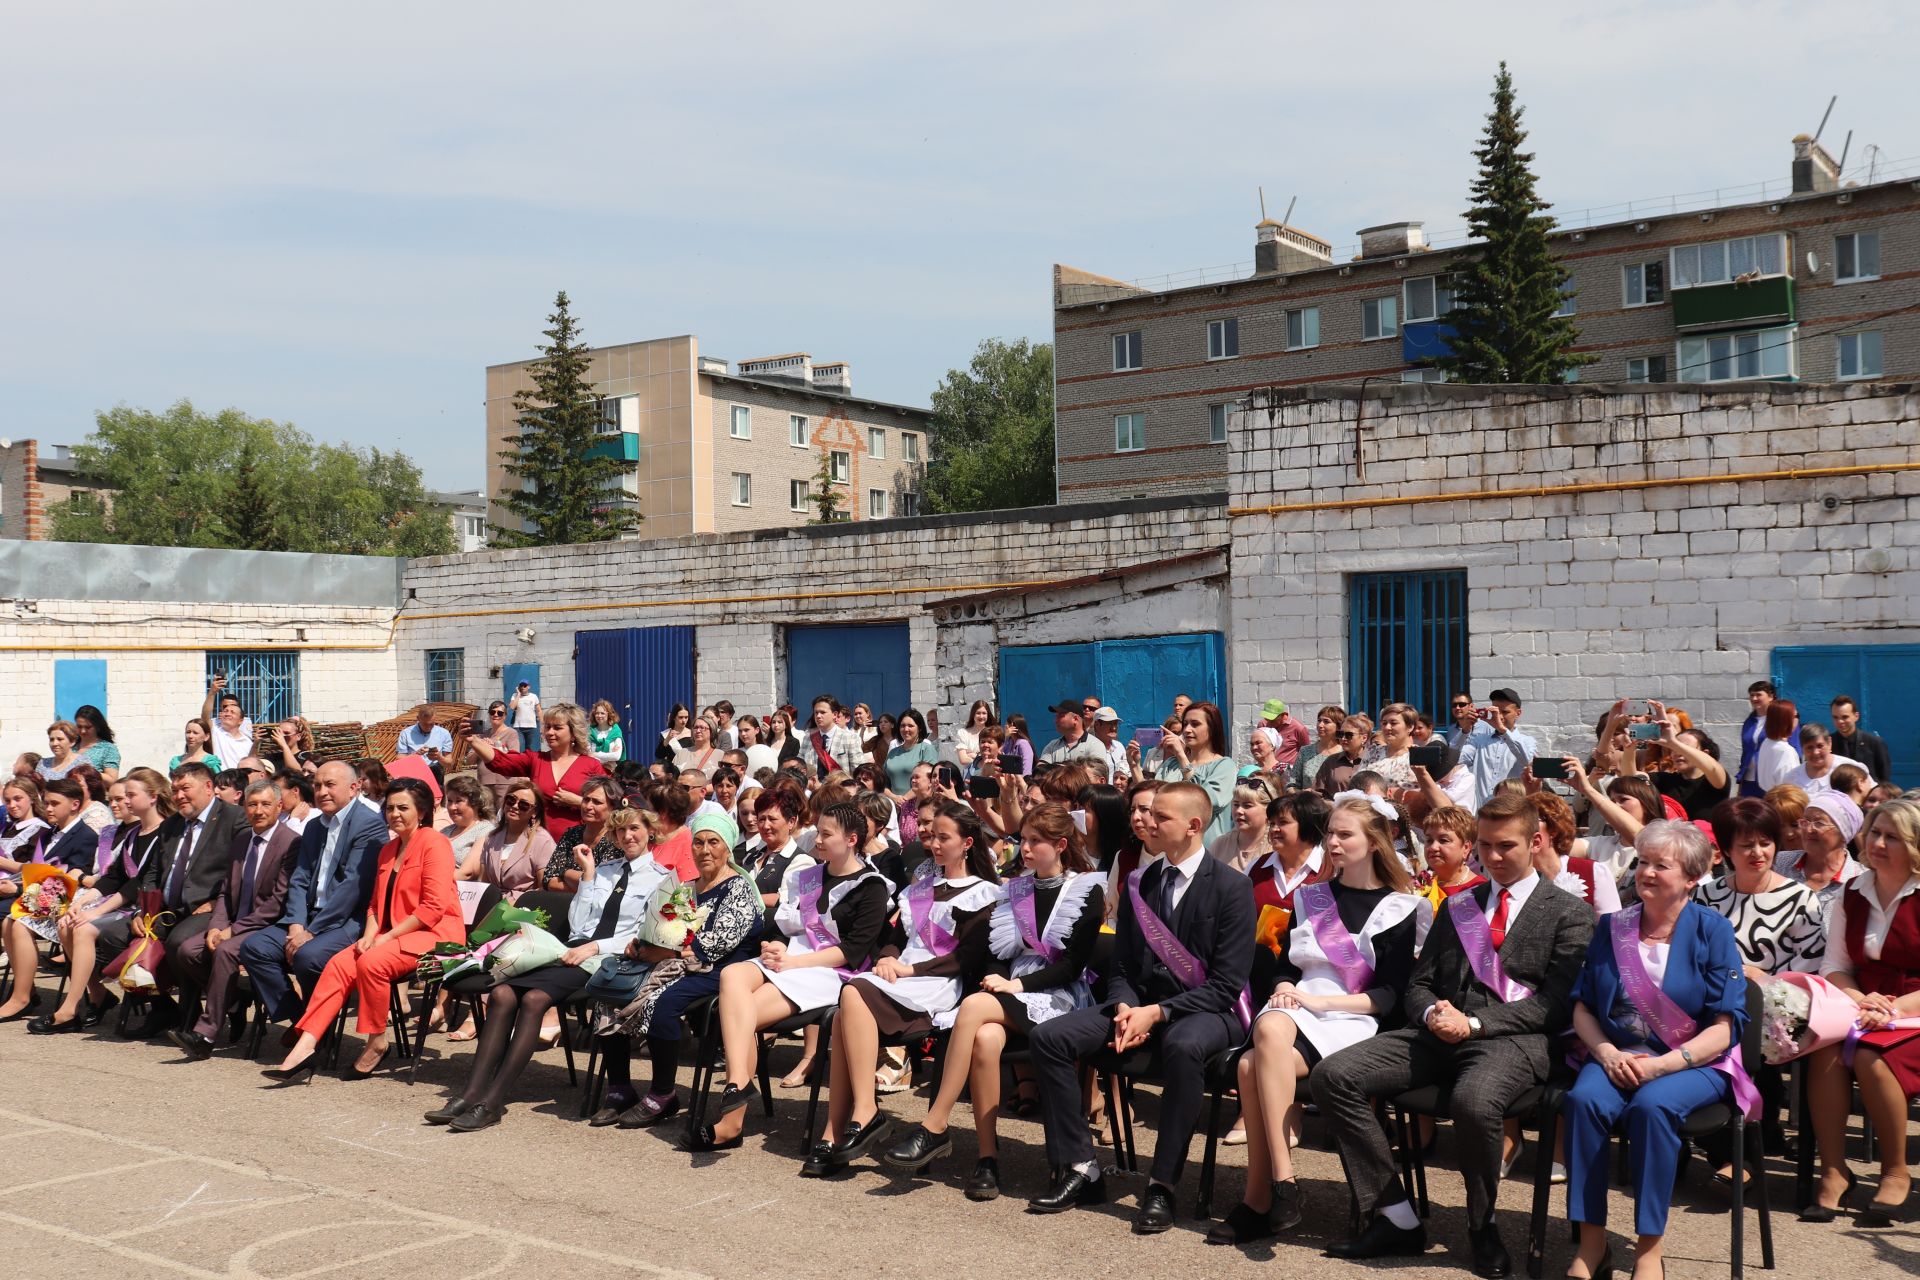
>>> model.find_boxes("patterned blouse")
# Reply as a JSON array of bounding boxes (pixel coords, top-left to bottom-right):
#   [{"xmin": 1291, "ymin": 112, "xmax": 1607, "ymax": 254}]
[
  {"xmin": 543, "ymin": 823, "xmax": 623, "ymax": 887},
  {"xmin": 1694, "ymin": 875, "xmax": 1827, "ymax": 975}
]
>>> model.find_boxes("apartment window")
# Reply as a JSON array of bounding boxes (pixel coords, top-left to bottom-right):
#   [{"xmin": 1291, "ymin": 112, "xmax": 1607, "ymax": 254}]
[
  {"xmin": 900, "ymin": 492, "xmax": 921, "ymax": 518},
  {"xmin": 789, "ymin": 479, "xmax": 809, "ymax": 511},
  {"xmin": 1114, "ymin": 412, "xmax": 1145, "ymax": 452},
  {"xmin": 1838, "ymin": 331, "xmax": 1884, "ymax": 380},
  {"xmin": 1835, "ymin": 232, "xmax": 1881, "ymax": 283},
  {"xmin": 902, "ymin": 432, "xmax": 920, "ymax": 462},
  {"xmin": 591, "ymin": 397, "xmax": 622, "ymax": 435},
  {"xmin": 1623, "ymin": 261, "xmax": 1666, "ymax": 307},
  {"xmin": 1402, "ymin": 276, "xmax": 1453, "ymax": 323},
  {"xmin": 1362, "ymin": 296, "xmax": 1398, "ymax": 340},
  {"xmin": 1208, "ymin": 403, "xmax": 1229, "ymax": 444},
  {"xmin": 461, "ymin": 514, "xmax": 485, "ymax": 539},
  {"xmin": 868, "ymin": 488, "xmax": 889, "ymax": 518},
  {"xmin": 1400, "ymin": 369, "xmax": 1447, "ymax": 384},
  {"xmin": 1626, "ymin": 355, "xmax": 1669, "ymax": 383},
  {"xmin": 424, "ymin": 649, "xmax": 464, "ymax": 705},
  {"xmin": 1676, "ymin": 325, "xmax": 1796, "ymax": 383},
  {"xmin": 1206, "ymin": 318, "xmax": 1240, "ymax": 360},
  {"xmin": 1671, "ymin": 233, "xmax": 1786, "ymax": 288},
  {"xmin": 1111, "ymin": 331, "xmax": 1143, "ymax": 371},
  {"xmin": 1553, "ymin": 286, "xmax": 1576, "ymax": 317},
  {"xmin": 730, "ymin": 405, "xmax": 751, "ymax": 439},
  {"xmin": 867, "ymin": 427, "xmax": 885, "ymax": 459},
  {"xmin": 829, "ymin": 450, "xmax": 850, "ymax": 483},
  {"xmin": 788, "ymin": 414, "xmax": 808, "ymax": 447},
  {"xmin": 731, "ymin": 472, "xmax": 752, "ymax": 506},
  {"xmin": 1285, "ymin": 307, "xmax": 1320, "ymax": 350}
]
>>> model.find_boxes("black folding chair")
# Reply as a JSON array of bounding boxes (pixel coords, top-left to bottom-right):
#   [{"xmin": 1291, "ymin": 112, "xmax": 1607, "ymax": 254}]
[
  {"xmin": 406, "ymin": 881, "xmax": 504, "ymax": 1084},
  {"xmin": 1089, "ymin": 1040, "xmax": 1241, "ymax": 1216}
]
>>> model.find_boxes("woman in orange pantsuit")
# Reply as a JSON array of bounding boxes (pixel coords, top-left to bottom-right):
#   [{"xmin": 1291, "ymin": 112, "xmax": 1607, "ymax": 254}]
[{"xmin": 264, "ymin": 777, "xmax": 464, "ymax": 1082}]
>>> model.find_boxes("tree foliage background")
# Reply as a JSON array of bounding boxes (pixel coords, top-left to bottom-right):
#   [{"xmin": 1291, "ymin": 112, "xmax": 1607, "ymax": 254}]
[
  {"xmin": 51, "ymin": 400, "xmax": 455, "ymax": 556},
  {"xmin": 922, "ymin": 337, "xmax": 1056, "ymax": 513},
  {"xmin": 491, "ymin": 290, "xmax": 638, "ymax": 546}
]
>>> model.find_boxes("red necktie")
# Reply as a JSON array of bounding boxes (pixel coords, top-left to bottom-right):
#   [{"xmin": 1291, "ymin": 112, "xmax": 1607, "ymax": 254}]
[{"xmin": 1489, "ymin": 888, "xmax": 1511, "ymax": 950}]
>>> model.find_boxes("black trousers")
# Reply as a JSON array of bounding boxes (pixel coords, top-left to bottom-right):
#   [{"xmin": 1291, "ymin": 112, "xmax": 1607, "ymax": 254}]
[{"xmin": 1029, "ymin": 1002, "xmax": 1239, "ymax": 1187}]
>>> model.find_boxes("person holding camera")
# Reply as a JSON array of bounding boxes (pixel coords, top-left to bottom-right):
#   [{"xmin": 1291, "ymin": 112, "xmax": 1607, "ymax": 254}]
[
  {"xmin": 1465, "ymin": 689, "xmax": 1536, "ymax": 811},
  {"xmin": 199, "ymin": 675, "xmax": 256, "ymax": 771}
]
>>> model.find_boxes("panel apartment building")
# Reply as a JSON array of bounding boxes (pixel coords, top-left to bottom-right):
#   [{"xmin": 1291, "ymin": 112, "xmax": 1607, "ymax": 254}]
[
  {"xmin": 485, "ymin": 336, "xmax": 932, "ymax": 540},
  {"xmin": 1053, "ymin": 137, "xmax": 1920, "ymax": 501}
]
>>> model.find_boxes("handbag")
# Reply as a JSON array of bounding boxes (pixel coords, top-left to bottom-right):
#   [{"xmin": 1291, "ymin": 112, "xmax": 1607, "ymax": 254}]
[
  {"xmin": 105, "ymin": 912, "xmax": 171, "ymax": 994},
  {"xmin": 584, "ymin": 955, "xmax": 652, "ymax": 1004}
]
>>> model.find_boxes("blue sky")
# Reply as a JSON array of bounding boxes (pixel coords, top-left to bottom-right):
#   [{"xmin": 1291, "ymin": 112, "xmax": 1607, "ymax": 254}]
[{"xmin": 3, "ymin": 1, "xmax": 1912, "ymax": 491}]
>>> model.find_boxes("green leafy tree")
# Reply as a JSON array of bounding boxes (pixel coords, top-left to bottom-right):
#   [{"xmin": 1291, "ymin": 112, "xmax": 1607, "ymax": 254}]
[
  {"xmin": 492, "ymin": 291, "xmax": 638, "ymax": 546},
  {"xmin": 922, "ymin": 337, "xmax": 1055, "ymax": 513},
  {"xmin": 807, "ymin": 450, "xmax": 846, "ymax": 524},
  {"xmin": 1430, "ymin": 63, "xmax": 1594, "ymax": 384},
  {"xmin": 49, "ymin": 400, "xmax": 453, "ymax": 556}
]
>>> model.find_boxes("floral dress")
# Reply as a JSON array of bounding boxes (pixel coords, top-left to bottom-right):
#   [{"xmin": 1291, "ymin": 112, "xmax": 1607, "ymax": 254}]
[
  {"xmin": 543, "ymin": 823, "xmax": 622, "ymax": 887},
  {"xmin": 598, "ymin": 873, "xmax": 763, "ymax": 1039}
]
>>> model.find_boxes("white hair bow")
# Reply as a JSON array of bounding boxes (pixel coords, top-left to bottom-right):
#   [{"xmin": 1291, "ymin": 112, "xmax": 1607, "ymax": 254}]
[{"xmin": 1331, "ymin": 790, "xmax": 1399, "ymax": 822}]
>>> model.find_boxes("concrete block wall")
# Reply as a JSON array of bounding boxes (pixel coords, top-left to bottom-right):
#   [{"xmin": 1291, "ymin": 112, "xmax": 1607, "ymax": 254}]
[{"xmin": 1228, "ymin": 380, "xmax": 1920, "ymax": 759}]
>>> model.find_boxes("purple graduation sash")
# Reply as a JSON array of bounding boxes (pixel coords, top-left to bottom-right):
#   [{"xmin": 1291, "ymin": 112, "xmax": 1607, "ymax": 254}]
[
  {"xmin": 1448, "ymin": 888, "xmax": 1536, "ymax": 1004},
  {"xmin": 902, "ymin": 868, "xmax": 960, "ymax": 958},
  {"xmin": 1841, "ymin": 1016, "xmax": 1920, "ymax": 1067},
  {"xmin": 791, "ymin": 862, "xmax": 872, "ymax": 980},
  {"xmin": 1127, "ymin": 866, "xmax": 1253, "ymax": 1029},
  {"xmin": 1609, "ymin": 907, "xmax": 1761, "ymax": 1119},
  {"xmin": 1294, "ymin": 881, "xmax": 1374, "ymax": 993},
  {"xmin": 1008, "ymin": 874, "xmax": 1061, "ymax": 963}
]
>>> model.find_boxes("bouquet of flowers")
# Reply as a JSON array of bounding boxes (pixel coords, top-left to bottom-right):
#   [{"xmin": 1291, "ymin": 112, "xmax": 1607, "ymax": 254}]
[
  {"xmin": 9, "ymin": 866, "xmax": 78, "ymax": 921},
  {"xmin": 640, "ymin": 879, "xmax": 710, "ymax": 951},
  {"xmin": 1759, "ymin": 972, "xmax": 1859, "ymax": 1064},
  {"xmin": 466, "ymin": 900, "xmax": 550, "ymax": 946}
]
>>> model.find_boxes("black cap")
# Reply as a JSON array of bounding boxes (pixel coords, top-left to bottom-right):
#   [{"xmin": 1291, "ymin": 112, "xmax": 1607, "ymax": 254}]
[
  {"xmin": 1048, "ymin": 701, "xmax": 1084, "ymax": 716},
  {"xmin": 1489, "ymin": 688, "xmax": 1522, "ymax": 706}
]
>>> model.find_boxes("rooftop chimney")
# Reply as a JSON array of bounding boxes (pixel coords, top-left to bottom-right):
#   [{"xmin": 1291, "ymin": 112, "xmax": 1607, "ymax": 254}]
[
  {"xmin": 812, "ymin": 361, "xmax": 851, "ymax": 394},
  {"xmin": 1357, "ymin": 222, "xmax": 1429, "ymax": 259},
  {"xmin": 1791, "ymin": 134, "xmax": 1841, "ymax": 194},
  {"xmin": 697, "ymin": 354, "xmax": 728, "ymax": 375},
  {"xmin": 1253, "ymin": 220, "xmax": 1334, "ymax": 276}
]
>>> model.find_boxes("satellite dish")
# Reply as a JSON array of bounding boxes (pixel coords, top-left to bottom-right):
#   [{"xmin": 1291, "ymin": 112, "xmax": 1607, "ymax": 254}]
[
  {"xmin": 1805, "ymin": 250, "xmax": 1821, "ymax": 275},
  {"xmin": 0, "ymin": 438, "xmax": 12, "ymax": 449}
]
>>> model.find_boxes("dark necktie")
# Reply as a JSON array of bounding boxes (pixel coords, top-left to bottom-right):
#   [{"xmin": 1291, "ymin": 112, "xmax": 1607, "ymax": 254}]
[
  {"xmin": 593, "ymin": 861, "xmax": 634, "ymax": 940},
  {"xmin": 237, "ymin": 833, "xmax": 264, "ymax": 920},
  {"xmin": 166, "ymin": 818, "xmax": 201, "ymax": 908},
  {"xmin": 1155, "ymin": 865, "xmax": 1177, "ymax": 921},
  {"xmin": 1489, "ymin": 887, "xmax": 1511, "ymax": 951}
]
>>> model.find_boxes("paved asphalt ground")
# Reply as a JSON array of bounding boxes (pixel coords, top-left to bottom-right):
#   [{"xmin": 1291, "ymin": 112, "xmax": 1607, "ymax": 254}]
[{"xmin": 1, "ymin": 976, "xmax": 1912, "ymax": 1279}]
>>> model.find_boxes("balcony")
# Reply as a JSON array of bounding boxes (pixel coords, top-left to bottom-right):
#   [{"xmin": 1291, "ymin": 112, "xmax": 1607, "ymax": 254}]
[
  {"xmin": 586, "ymin": 434, "xmax": 640, "ymax": 463},
  {"xmin": 1671, "ymin": 275, "xmax": 1795, "ymax": 332},
  {"xmin": 1402, "ymin": 320, "xmax": 1456, "ymax": 366}
]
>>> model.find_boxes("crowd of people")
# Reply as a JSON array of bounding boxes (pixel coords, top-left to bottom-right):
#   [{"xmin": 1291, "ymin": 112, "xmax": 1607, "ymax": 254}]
[{"xmin": 1, "ymin": 677, "xmax": 1915, "ymax": 1278}]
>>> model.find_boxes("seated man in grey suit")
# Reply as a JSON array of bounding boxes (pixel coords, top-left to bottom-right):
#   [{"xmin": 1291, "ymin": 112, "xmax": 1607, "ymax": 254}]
[
  {"xmin": 1313, "ymin": 791, "xmax": 1594, "ymax": 1279},
  {"xmin": 126, "ymin": 762, "xmax": 246, "ymax": 1038}
]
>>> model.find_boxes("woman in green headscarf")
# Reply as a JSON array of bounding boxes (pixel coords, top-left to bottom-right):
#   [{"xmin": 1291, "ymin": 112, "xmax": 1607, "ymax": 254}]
[{"xmin": 589, "ymin": 810, "xmax": 766, "ymax": 1129}]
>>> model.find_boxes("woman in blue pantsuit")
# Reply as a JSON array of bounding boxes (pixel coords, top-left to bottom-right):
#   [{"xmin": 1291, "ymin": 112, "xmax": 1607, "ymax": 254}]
[{"xmin": 1563, "ymin": 820, "xmax": 1750, "ymax": 1280}]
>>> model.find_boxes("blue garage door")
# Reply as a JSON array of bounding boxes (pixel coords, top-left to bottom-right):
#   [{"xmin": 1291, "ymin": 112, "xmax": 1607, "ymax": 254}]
[
  {"xmin": 999, "ymin": 633, "xmax": 1227, "ymax": 747},
  {"xmin": 575, "ymin": 627, "xmax": 696, "ymax": 758},
  {"xmin": 787, "ymin": 624, "xmax": 912, "ymax": 718},
  {"xmin": 1772, "ymin": 644, "xmax": 1920, "ymax": 785}
]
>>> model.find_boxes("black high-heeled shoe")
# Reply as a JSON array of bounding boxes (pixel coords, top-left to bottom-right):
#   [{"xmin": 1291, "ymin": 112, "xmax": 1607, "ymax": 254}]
[
  {"xmin": 340, "ymin": 1043, "xmax": 393, "ymax": 1080},
  {"xmin": 1799, "ymin": 1169, "xmax": 1858, "ymax": 1223},
  {"xmin": 1857, "ymin": 1184, "xmax": 1912, "ymax": 1228},
  {"xmin": 1566, "ymin": 1246, "xmax": 1614, "ymax": 1280},
  {"xmin": 261, "ymin": 1056, "xmax": 319, "ymax": 1085}
]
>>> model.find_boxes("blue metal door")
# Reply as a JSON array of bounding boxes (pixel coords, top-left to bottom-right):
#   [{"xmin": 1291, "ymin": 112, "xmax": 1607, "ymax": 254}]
[
  {"xmin": 1772, "ymin": 644, "xmax": 1920, "ymax": 784},
  {"xmin": 999, "ymin": 633, "xmax": 1227, "ymax": 746},
  {"xmin": 53, "ymin": 659, "xmax": 108, "ymax": 722},
  {"xmin": 502, "ymin": 663, "xmax": 541, "ymax": 707},
  {"xmin": 575, "ymin": 627, "xmax": 696, "ymax": 756},
  {"xmin": 1348, "ymin": 570, "xmax": 1468, "ymax": 723},
  {"xmin": 787, "ymin": 624, "xmax": 912, "ymax": 717}
]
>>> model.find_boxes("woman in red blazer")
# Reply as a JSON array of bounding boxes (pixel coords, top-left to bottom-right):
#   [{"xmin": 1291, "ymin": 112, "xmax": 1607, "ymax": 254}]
[{"xmin": 265, "ymin": 777, "xmax": 464, "ymax": 1082}]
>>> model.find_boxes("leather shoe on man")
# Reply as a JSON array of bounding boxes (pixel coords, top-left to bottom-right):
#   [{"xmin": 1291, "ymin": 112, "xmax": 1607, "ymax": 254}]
[
  {"xmin": 1469, "ymin": 1221, "xmax": 1513, "ymax": 1278},
  {"xmin": 1133, "ymin": 1183, "xmax": 1177, "ymax": 1234},
  {"xmin": 167, "ymin": 1028, "xmax": 214, "ymax": 1060},
  {"xmin": 1325, "ymin": 1215, "xmax": 1428, "ymax": 1260},
  {"xmin": 1027, "ymin": 1166, "xmax": 1105, "ymax": 1214}
]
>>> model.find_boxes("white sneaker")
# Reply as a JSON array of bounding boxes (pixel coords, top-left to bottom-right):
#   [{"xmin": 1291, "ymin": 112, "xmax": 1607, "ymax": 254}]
[{"xmin": 1551, "ymin": 1162, "xmax": 1568, "ymax": 1186}]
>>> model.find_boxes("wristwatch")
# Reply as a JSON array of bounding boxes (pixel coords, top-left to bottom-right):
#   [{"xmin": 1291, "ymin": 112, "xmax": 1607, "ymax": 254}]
[
  {"xmin": 1680, "ymin": 1047, "xmax": 1695, "ymax": 1067},
  {"xmin": 1467, "ymin": 1016, "xmax": 1482, "ymax": 1037}
]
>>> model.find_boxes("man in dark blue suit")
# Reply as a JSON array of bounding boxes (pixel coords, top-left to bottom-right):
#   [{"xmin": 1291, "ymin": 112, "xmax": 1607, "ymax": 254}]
[
  {"xmin": 1026, "ymin": 782, "xmax": 1256, "ymax": 1233},
  {"xmin": 235, "ymin": 760, "xmax": 386, "ymax": 1032}
]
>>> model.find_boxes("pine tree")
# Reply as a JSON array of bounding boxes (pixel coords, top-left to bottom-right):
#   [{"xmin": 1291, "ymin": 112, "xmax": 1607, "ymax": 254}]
[
  {"xmin": 1431, "ymin": 64, "xmax": 1594, "ymax": 384},
  {"xmin": 807, "ymin": 450, "xmax": 846, "ymax": 524},
  {"xmin": 492, "ymin": 292, "xmax": 639, "ymax": 546}
]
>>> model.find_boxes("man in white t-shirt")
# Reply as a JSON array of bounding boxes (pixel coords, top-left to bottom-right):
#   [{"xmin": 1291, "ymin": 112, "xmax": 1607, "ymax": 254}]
[
  {"xmin": 510, "ymin": 682, "xmax": 542, "ymax": 751},
  {"xmin": 200, "ymin": 675, "xmax": 255, "ymax": 770}
]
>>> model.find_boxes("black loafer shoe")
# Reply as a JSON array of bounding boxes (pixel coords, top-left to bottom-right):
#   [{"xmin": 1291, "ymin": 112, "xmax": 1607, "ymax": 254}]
[
  {"xmin": 965, "ymin": 1157, "xmax": 1001, "ymax": 1201},
  {"xmin": 833, "ymin": 1115, "xmax": 893, "ymax": 1162},
  {"xmin": 685, "ymin": 1123, "xmax": 742, "ymax": 1152},
  {"xmin": 1133, "ymin": 1183, "xmax": 1177, "ymax": 1235},
  {"xmin": 1027, "ymin": 1167, "xmax": 1105, "ymax": 1214},
  {"xmin": 449, "ymin": 1103, "xmax": 503, "ymax": 1132},
  {"xmin": 1326, "ymin": 1215, "xmax": 1428, "ymax": 1260},
  {"xmin": 1207, "ymin": 1202, "xmax": 1277, "ymax": 1246},
  {"xmin": 1269, "ymin": 1179, "xmax": 1305, "ymax": 1233},
  {"xmin": 27, "ymin": 1012, "xmax": 82, "ymax": 1035},
  {"xmin": 167, "ymin": 1028, "xmax": 214, "ymax": 1060},
  {"xmin": 1470, "ymin": 1222, "xmax": 1513, "ymax": 1278},
  {"xmin": 799, "ymin": 1140, "xmax": 847, "ymax": 1178},
  {"xmin": 424, "ymin": 1097, "xmax": 473, "ymax": 1125},
  {"xmin": 587, "ymin": 1105, "xmax": 629, "ymax": 1128},
  {"xmin": 617, "ymin": 1094, "xmax": 680, "ymax": 1129},
  {"xmin": 882, "ymin": 1124, "xmax": 953, "ymax": 1173},
  {"xmin": 81, "ymin": 996, "xmax": 114, "ymax": 1029}
]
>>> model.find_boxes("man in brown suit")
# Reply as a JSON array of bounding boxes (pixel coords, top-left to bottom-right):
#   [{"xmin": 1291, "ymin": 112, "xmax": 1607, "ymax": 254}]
[{"xmin": 168, "ymin": 780, "xmax": 298, "ymax": 1060}]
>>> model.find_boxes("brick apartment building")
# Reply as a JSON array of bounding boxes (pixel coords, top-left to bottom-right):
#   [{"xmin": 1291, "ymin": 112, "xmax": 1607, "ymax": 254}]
[
  {"xmin": 1053, "ymin": 137, "xmax": 1920, "ymax": 501},
  {"xmin": 485, "ymin": 337, "xmax": 932, "ymax": 540},
  {"xmin": 0, "ymin": 439, "xmax": 110, "ymax": 540}
]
